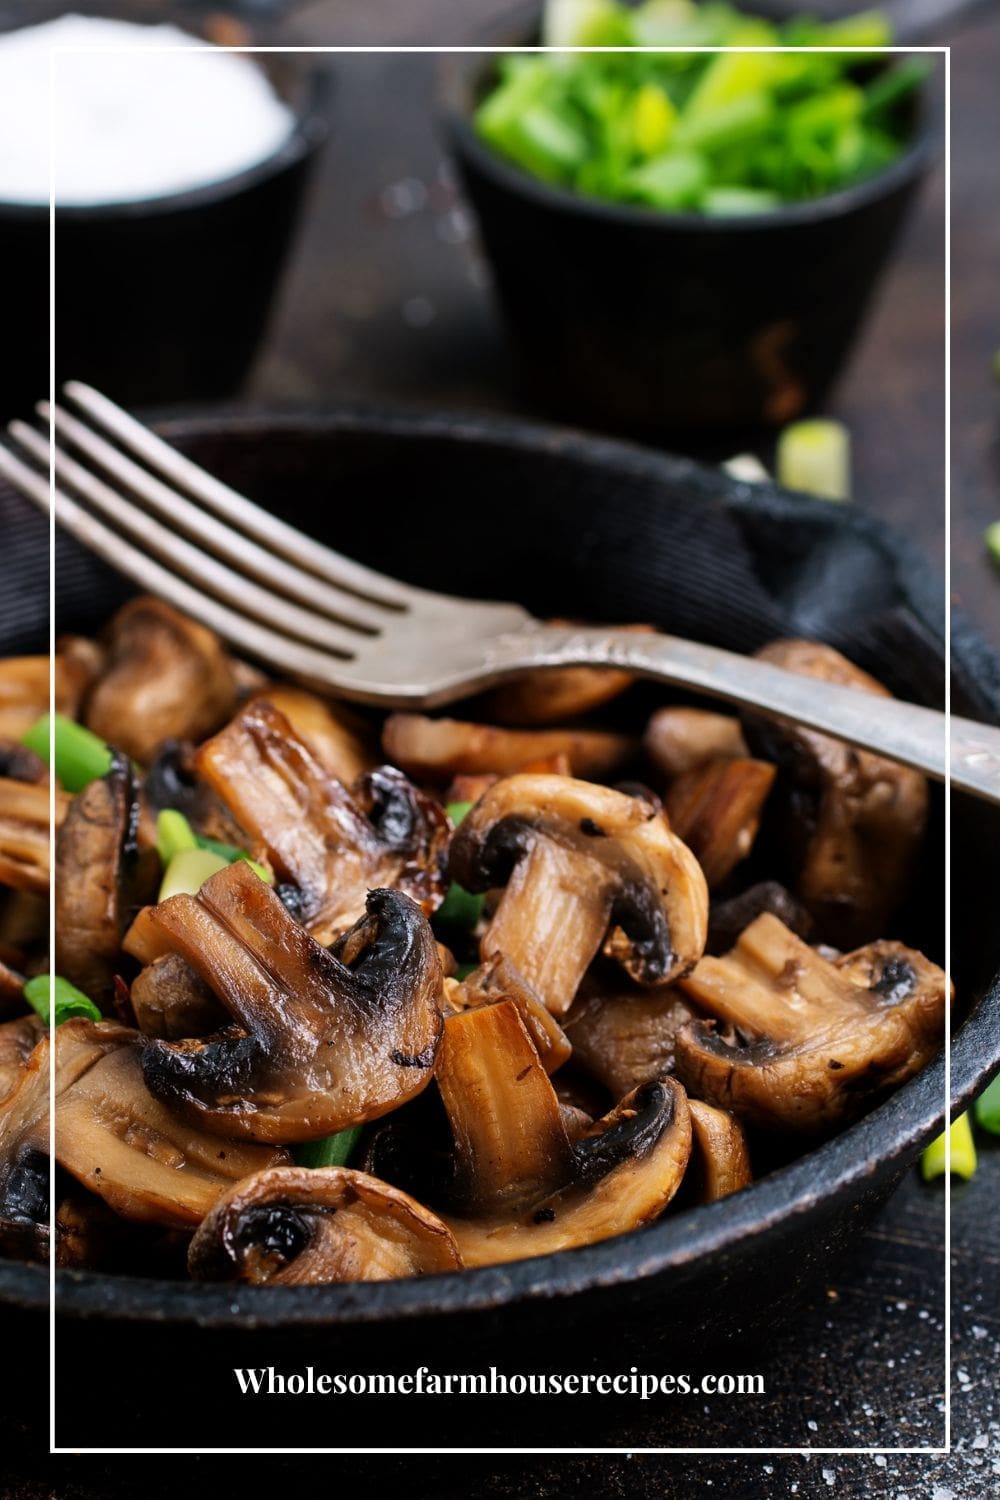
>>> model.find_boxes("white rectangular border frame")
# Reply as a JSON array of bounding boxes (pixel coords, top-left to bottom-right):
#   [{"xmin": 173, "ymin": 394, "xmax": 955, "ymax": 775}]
[{"xmin": 46, "ymin": 38, "xmax": 953, "ymax": 1464}]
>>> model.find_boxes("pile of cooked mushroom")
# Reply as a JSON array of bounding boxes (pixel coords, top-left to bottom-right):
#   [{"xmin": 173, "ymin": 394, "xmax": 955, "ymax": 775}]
[{"xmin": 0, "ymin": 597, "xmax": 949, "ymax": 1285}]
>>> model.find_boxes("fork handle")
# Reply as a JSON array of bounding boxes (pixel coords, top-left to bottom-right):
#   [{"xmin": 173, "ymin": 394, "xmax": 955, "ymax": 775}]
[{"xmin": 500, "ymin": 625, "xmax": 1000, "ymax": 805}]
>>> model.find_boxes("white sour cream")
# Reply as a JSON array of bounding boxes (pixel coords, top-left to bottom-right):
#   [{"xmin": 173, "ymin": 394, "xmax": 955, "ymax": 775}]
[{"xmin": 0, "ymin": 15, "xmax": 295, "ymax": 206}]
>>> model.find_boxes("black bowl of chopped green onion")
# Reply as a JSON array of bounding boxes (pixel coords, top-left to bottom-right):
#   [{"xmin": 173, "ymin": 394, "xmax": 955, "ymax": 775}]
[{"xmin": 442, "ymin": 1, "xmax": 936, "ymax": 433}]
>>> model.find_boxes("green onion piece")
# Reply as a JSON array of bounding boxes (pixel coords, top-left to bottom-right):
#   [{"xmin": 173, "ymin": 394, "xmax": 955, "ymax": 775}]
[
  {"xmin": 24, "ymin": 973, "xmax": 102, "ymax": 1026},
  {"xmin": 155, "ymin": 808, "xmax": 199, "ymax": 866},
  {"xmin": 702, "ymin": 186, "xmax": 780, "ymax": 217},
  {"xmin": 984, "ymin": 521, "xmax": 1000, "ymax": 567},
  {"xmin": 435, "ymin": 883, "xmax": 485, "ymax": 931},
  {"xmin": 863, "ymin": 58, "xmax": 933, "ymax": 122},
  {"xmin": 194, "ymin": 834, "xmax": 273, "ymax": 885},
  {"xmin": 973, "ymin": 1074, "xmax": 1000, "ymax": 1136},
  {"xmin": 454, "ymin": 962, "xmax": 477, "ymax": 982},
  {"xmin": 294, "ymin": 1127, "xmax": 362, "ymax": 1170},
  {"xmin": 158, "ymin": 847, "xmax": 230, "ymax": 901},
  {"xmin": 446, "ymin": 800, "xmax": 474, "ymax": 826},
  {"xmin": 22, "ymin": 713, "xmax": 113, "ymax": 793},
  {"xmin": 920, "ymin": 1113, "xmax": 977, "ymax": 1181},
  {"xmin": 776, "ymin": 418, "xmax": 851, "ymax": 501}
]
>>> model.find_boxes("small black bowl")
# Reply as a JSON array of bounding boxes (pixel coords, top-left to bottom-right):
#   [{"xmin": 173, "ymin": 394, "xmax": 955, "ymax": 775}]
[
  {"xmin": 442, "ymin": 33, "xmax": 936, "ymax": 437},
  {"xmin": 0, "ymin": 13, "xmax": 328, "ymax": 418},
  {"xmin": 0, "ymin": 406, "xmax": 995, "ymax": 1450}
]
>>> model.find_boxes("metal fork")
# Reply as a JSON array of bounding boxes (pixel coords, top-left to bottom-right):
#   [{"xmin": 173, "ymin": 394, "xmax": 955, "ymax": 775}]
[{"xmin": 2, "ymin": 382, "xmax": 998, "ymax": 804}]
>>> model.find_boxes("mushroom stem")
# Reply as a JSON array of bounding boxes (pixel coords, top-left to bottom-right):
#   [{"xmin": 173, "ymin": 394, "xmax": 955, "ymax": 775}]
[
  {"xmin": 436, "ymin": 999, "xmax": 575, "ymax": 1214},
  {"xmin": 483, "ymin": 838, "xmax": 614, "ymax": 1017}
]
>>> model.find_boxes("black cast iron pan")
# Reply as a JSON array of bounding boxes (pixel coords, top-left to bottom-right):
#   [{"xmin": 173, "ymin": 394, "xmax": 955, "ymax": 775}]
[{"xmin": 1, "ymin": 407, "xmax": 996, "ymax": 1450}]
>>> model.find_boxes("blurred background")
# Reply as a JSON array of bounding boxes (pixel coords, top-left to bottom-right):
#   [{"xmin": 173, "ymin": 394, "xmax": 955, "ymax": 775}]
[{"xmin": 2, "ymin": 2, "xmax": 993, "ymax": 649}]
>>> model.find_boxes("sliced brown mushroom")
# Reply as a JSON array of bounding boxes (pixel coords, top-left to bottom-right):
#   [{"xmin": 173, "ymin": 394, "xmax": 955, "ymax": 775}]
[
  {"xmin": 446, "ymin": 953, "xmax": 572, "ymax": 1074},
  {"xmin": 141, "ymin": 862, "xmax": 444, "ymax": 1143},
  {"xmin": 188, "ymin": 1166, "xmax": 461, "ymax": 1284},
  {"xmin": 85, "ymin": 596, "xmax": 238, "ymax": 764},
  {"xmin": 0, "ymin": 956, "xmax": 26, "ymax": 1018},
  {"xmin": 0, "ymin": 655, "xmax": 93, "ymax": 741},
  {"xmin": 0, "ymin": 1018, "xmax": 130, "ymax": 1259},
  {"xmin": 129, "ymin": 953, "xmax": 227, "ymax": 1040},
  {"xmin": 645, "ymin": 707, "xmax": 748, "ymax": 780},
  {"xmin": 449, "ymin": 774, "xmax": 708, "ymax": 1016},
  {"xmin": 247, "ymin": 686, "xmax": 376, "ymax": 785},
  {"xmin": 0, "ymin": 777, "xmax": 69, "ymax": 894},
  {"xmin": 0, "ymin": 1013, "xmax": 45, "ymax": 1100},
  {"xmin": 195, "ymin": 702, "xmax": 448, "ymax": 942},
  {"xmin": 706, "ymin": 879, "xmax": 812, "ymax": 956},
  {"xmin": 54, "ymin": 752, "xmax": 158, "ymax": 1007},
  {"xmin": 382, "ymin": 713, "xmax": 635, "ymax": 784},
  {"xmin": 55, "ymin": 1038, "xmax": 288, "ymax": 1228},
  {"xmin": 745, "ymin": 639, "xmax": 928, "ymax": 946},
  {"xmin": 685, "ymin": 1100, "xmax": 752, "ymax": 1203},
  {"xmin": 675, "ymin": 912, "xmax": 950, "ymax": 1133},
  {"xmin": 480, "ymin": 629, "xmax": 648, "ymax": 725},
  {"xmin": 446, "ymin": 1077, "xmax": 692, "ymax": 1267},
  {"xmin": 664, "ymin": 757, "xmax": 776, "ymax": 888},
  {"xmin": 435, "ymin": 1000, "xmax": 576, "ymax": 1214},
  {"xmin": 0, "ymin": 741, "xmax": 48, "ymax": 784},
  {"xmin": 564, "ymin": 979, "xmax": 699, "ymax": 1099}
]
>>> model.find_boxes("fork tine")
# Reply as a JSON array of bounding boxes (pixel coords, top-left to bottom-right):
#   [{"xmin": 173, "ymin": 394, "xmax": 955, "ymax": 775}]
[
  {"xmin": 41, "ymin": 401, "xmax": 388, "ymax": 637},
  {"xmin": 0, "ymin": 440, "xmax": 353, "ymax": 690},
  {"xmin": 9, "ymin": 421, "xmax": 364, "ymax": 661},
  {"xmin": 63, "ymin": 381, "xmax": 416, "ymax": 612}
]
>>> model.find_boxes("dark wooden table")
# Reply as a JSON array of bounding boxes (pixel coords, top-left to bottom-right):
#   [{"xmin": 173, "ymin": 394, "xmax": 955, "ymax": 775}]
[{"xmin": 8, "ymin": 2, "xmax": 998, "ymax": 1494}]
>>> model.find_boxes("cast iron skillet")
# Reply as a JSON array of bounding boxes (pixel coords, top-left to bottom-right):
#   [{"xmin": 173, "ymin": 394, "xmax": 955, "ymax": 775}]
[{"xmin": 1, "ymin": 408, "xmax": 997, "ymax": 1450}]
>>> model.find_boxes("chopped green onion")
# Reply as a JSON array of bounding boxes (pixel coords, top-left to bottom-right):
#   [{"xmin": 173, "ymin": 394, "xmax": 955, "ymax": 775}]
[
  {"xmin": 776, "ymin": 418, "xmax": 851, "ymax": 501},
  {"xmin": 985, "ymin": 521, "xmax": 1000, "ymax": 567},
  {"xmin": 24, "ymin": 973, "xmax": 102, "ymax": 1026},
  {"xmin": 193, "ymin": 834, "xmax": 272, "ymax": 882},
  {"xmin": 920, "ymin": 1113, "xmax": 977, "ymax": 1181},
  {"xmin": 294, "ymin": 1127, "xmax": 362, "ymax": 1170},
  {"xmin": 973, "ymin": 1074, "xmax": 1000, "ymax": 1136},
  {"xmin": 22, "ymin": 713, "xmax": 112, "ymax": 793},
  {"xmin": 158, "ymin": 847, "xmax": 230, "ymax": 901},
  {"xmin": 155, "ymin": 808, "xmax": 199, "ymax": 866},
  {"xmin": 435, "ymin": 883, "xmax": 486, "ymax": 931},
  {"xmin": 446, "ymin": 800, "xmax": 474, "ymax": 826}
]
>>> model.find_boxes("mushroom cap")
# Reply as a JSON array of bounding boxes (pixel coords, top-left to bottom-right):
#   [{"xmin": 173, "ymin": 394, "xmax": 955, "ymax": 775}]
[
  {"xmin": 188, "ymin": 1166, "xmax": 462, "ymax": 1284},
  {"xmin": 676, "ymin": 914, "xmax": 950, "ymax": 1133},
  {"xmin": 449, "ymin": 774, "xmax": 708, "ymax": 990},
  {"xmin": 447, "ymin": 1077, "xmax": 692, "ymax": 1267},
  {"xmin": 141, "ymin": 864, "xmax": 445, "ymax": 1142},
  {"xmin": 745, "ymin": 639, "xmax": 929, "ymax": 947}
]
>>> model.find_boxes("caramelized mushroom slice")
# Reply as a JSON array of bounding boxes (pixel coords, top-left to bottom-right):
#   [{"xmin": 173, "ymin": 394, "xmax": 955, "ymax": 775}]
[
  {"xmin": 447, "ymin": 953, "xmax": 572, "ymax": 1073},
  {"xmin": 0, "ymin": 778, "xmax": 68, "ymax": 893},
  {"xmin": 706, "ymin": 880, "xmax": 812, "ymax": 955},
  {"xmin": 195, "ymin": 702, "xmax": 448, "ymax": 941},
  {"xmin": 564, "ymin": 980, "xmax": 699, "ymax": 1098},
  {"xmin": 247, "ymin": 686, "xmax": 376, "ymax": 785},
  {"xmin": 675, "ymin": 913, "xmax": 950, "ymax": 1133},
  {"xmin": 0, "ymin": 655, "xmax": 93, "ymax": 741},
  {"xmin": 0, "ymin": 741, "xmax": 48, "ymax": 784},
  {"xmin": 745, "ymin": 639, "xmax": 928, "ymax": 946},
  {"xmin": 664, "ymin": 758, "xmax": 776, "ymax": 888},
  {"xmin": 0, "ymin": 1013, "xmax": 45, "ymax": 1099},
  {"xmin": 188, "ymin": 1166, "xmax": 461, "ymax": 1284},
  {"xmin": 141, "ymin": 862, "xmax": 444, "ymax": 1143},
  {"xmin": 129, "ymin": 953, "xmax": 227, "ymax": 1040},
  {"xmin": 86, "ymin": 596, "xmax": 238, "ymax": 764},
  {"xmin": 645, "ymin": 708, "xmax": 748, "ymax": 779},
  {"xmin": 55, "ymin": 1041, "xmax": 288, "ymax": 1228},
  {"xmin": 449, "ymin": 775, "xmax": 708, "ymax": 1016},
  {"xmin": 54, "ymin": 752, "xmax": 157, "ymax": 1007},
  {"xmin": 686, "ymin": 1100, "xmax": 752, "ymax": 1203},
  {"xmin": 447, "ymin": 1078, "xmax": 692, "ymax": 1267},
  {"xmin": 382, "ymin": 713, "xmax": 635, "ymax": 784},
  {"xmin": 0, "ymin": 1018, "xmax": 130, "ymax": 1258},
  {"xmin": 436, "ymin": 1000, "xmax": 576, "ymax": 1213},
  {"xmin": 480, "ymin": 629, "xmax": 647, "ymax": 725}
]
